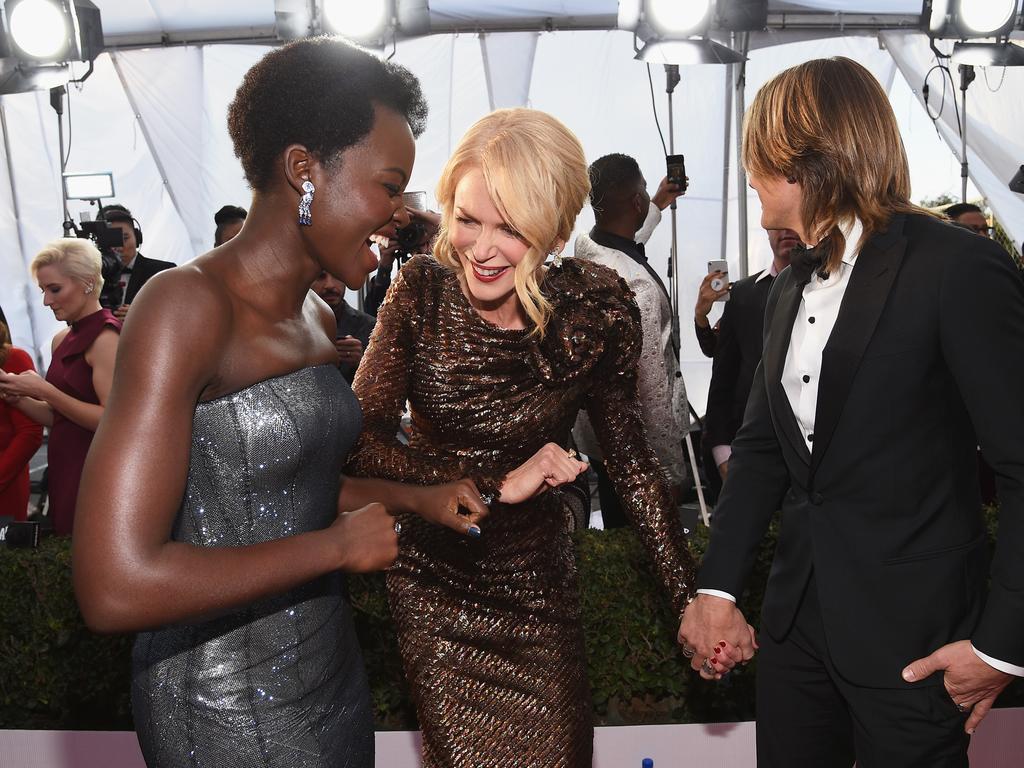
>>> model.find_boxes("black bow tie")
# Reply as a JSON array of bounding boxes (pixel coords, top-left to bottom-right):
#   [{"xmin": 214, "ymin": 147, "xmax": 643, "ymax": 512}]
[{"xmin": 789, "ymin": 242, "xmax": 830, "ymax": 285}]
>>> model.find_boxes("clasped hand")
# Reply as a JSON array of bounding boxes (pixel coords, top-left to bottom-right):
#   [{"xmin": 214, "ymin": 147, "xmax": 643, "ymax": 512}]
[
  {"xmin": 498, "ymin": 442, "xmax": 589, "ymax": 505},
  {"xmin": 678, "ymin": 594, "xmax": 758, "ymax": 680}
]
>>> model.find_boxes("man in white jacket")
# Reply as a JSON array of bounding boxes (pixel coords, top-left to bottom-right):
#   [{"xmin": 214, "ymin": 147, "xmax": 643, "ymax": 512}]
[{"xmin": 573, "ymin": 153, "xmax": 688, "ymax": 527}]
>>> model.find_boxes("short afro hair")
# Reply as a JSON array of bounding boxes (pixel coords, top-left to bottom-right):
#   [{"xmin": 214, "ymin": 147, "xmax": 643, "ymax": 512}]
[
  {"xmin": 588, "ymin": 153, "xmax": 643, "ymax": 215},
  {"xmin": 227, "ymin": 37, "xmax": 428, "ymax": 191}
]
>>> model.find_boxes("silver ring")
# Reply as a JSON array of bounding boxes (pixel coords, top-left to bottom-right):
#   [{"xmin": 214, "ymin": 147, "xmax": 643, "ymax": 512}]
[
  {"xmin": 681, "ymin": 644, "xmax": 696, "ymax": 659},
  {"xmin": 955, "ymin": 702, "xmax": 968, "ymax": 713},
  {"xmin": 393, "ymin": 521, "xmax": 402, "ymax": 535},
  {"xmin": 701, "ymin": 658, "xmax": 716, "ymax": 676}
]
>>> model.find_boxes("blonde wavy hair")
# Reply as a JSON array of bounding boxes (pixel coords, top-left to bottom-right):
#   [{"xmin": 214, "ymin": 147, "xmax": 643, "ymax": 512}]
[
  {"xmin": 743, "ymin": 57, "xmax": 933, "ymax": 272},
  {"xmin": 30, "ymin": 238, "xmax": 105, "ymax": 292},
  {"xmin": 433, "ymin": 108, "xmax": 590, "ymax": 338}
]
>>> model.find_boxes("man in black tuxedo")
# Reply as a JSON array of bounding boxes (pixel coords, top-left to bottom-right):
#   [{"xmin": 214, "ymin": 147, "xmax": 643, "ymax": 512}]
[
  {"xmin": 98, "ymin": 204, "xmax": 175, "ymax": 319},
  {"xmin": 703, "ymin": 228, "xmax": 798, "ymax": 485},
  {"xmin": 679, "ymin": 57, "xmax": 1024, "ymax": 766}
]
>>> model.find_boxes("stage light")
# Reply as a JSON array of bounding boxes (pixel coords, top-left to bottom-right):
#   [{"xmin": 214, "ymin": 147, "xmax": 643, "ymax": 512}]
[
  {"xmin": 635, "ymin": 38, "xmax": 745, "ymax": 65},
  {"xmin": 63, "ymin": 171, "xmax": 114, "ymax": 201},
  {"xmin": 647, "ymin": 0, "xmax": 712, "ymax": 36},
  {"xmin": 7, "ymin": 0, "xmax": 71, "ymax": 60},
  {"xmin": 321, "ymin": 0, "xmax": 391, "ymax": 41},
  {"xmin": 924, "ymin": 0, "xmax": 1020, "ymax": 39}
]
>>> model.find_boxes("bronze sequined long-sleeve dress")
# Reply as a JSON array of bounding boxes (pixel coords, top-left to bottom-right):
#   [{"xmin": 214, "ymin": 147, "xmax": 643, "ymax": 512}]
[{"xmin": 346, "ymin": 255, "xmax": 695, "ymax": 767}]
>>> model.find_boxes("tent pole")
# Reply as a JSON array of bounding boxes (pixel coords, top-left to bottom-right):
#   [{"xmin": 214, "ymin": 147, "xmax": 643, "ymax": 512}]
[
  {"xmin": 735, "ymin": 32, "xmax": 750, "ymax": 278},
  {"xmin": 958, "ymin": 64, "xmax": 975, "ymax": 203},
  {"xmin": 719, "ymin": 47, "xmax": 733, "ymax": 264}
]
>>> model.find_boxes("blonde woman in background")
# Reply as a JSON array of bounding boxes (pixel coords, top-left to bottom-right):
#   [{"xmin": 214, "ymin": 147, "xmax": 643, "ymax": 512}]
[
  {"xmin": 346, "ymin": 109, "xmax": 734, "ymax": 766},
  {"xmin": 0, "ymin": 239, "xmax": 119, "ymax": 535}
]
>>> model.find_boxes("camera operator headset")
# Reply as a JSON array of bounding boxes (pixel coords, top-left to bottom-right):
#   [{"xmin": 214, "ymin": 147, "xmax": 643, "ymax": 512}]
[{"xmin": 96, "ymin": 204, "xmax": 175, "ymax": 320}]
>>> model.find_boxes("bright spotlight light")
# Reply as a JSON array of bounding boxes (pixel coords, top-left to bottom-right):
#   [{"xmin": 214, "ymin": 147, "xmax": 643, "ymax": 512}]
[
  {"xmin": 647, "ymin": 0, "xmax": 713, "ymax": 36},
  {"xmin": 322, "ymin": 0, "xmax": 390, "ymax": 41},
  {"xmin": 959, "ymin": 0, "xmax": 1017, "ymax": 35},
  {"xmin": 8, "ymin": 0, "xmax": 70, "ymax": 60}
]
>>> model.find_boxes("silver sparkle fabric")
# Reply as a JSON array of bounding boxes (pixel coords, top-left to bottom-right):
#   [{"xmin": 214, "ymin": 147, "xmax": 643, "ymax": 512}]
[{"xmin": 131, "ymin": 365, "xmax": 372, "ymax": 768}]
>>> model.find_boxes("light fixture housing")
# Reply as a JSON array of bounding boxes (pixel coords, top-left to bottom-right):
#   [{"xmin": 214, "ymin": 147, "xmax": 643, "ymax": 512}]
[
  {"xmin": 646, "ymin": 0, "xmax": 713, "ymax": 37},
  {"xmin": 1, "ymin": 0, "xmax": 103, "ymax": 63},
  {"xmin": 923, "ymin": 0, "xmax": 1020, "ymax": 40},
  {"xmin": 63, "ymin": 171, "xmax": 114, "ymax": 201},
  {"xmin": 951, "ymin": 40, "xmax": 1024, "ymax": 66},
  {"xmin": 321, "ymin": 0, "xmax": 392, "ymax": 42},
  {"xmin": 635, "ymin": 37, "xmax": 746, "ymax": 65}
]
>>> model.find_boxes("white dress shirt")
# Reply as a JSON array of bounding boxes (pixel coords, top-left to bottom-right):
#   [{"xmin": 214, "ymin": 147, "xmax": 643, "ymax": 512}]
[{"xmin": 698, "ymin": 218, "xmax": 1022, "ymax": 676}]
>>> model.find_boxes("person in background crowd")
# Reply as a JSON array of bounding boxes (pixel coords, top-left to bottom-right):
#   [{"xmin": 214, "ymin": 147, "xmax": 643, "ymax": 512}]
[
  {"xmin": 0, "ymin": 319, "xmax": 43, "ymax": 521},
  {"xmin": 310, "ymin": 268, "xmax": 375, "ymax": 383},
  {"xmin": 682, "ymin": 56, "xmax": 1024, "ymax": 766},
  {"xmin": 945, "ymin": 202, "xmax": 990, "ymax": 238},
  {"xmin": 73, "ymin": 38, "xmax": 486, "ymax": 768},
  {"xmin": 694, "ymin": 274, "xmax": 730, "ymax": 358},
  {"xmin": 363, "ymin": 205, "xmax": 440, "ymax": 316},
  {"xmin": 703, "ymin": 228, "xmax": 799, "ymax": 490},
  {"xmin": 213, "ymin": 204, "xmax": 248, "ymax": 246},
  {"xmin": 345, "ymin": 108, "xmax": 737, "ymax": 767},
  {"xmin": 0, "ymin": 239, "xmax": 120, "ymax": 536},
  {"xmin": 97, "ymin": 203, "xmax": 175, "ymax": 321},
  {"xmin": 573, "ymin": 153, "xmax": 688, "ymax": 527}
]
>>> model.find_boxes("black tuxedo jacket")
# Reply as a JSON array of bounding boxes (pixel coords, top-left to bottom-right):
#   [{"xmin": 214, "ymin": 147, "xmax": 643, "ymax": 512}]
[
  {"xmin": 699, "ymin": 213, "xmax": 1024, "ymax": 688},
  {"xmin": 124, "ymin": 253, "xmax": 175, "ymax": 304},
  {"xmin": 704, "ymin": 271, "xmax": 774, "ymax": 451}
]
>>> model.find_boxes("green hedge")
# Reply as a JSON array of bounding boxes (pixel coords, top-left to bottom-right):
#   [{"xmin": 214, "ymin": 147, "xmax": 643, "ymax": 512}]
[{"xmin": 1, "ymin": 509, "xmax": 1020, "ymax": 730}]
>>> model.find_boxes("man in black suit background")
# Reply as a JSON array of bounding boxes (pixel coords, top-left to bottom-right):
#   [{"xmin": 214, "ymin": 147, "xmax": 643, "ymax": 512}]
[
  {"xmin": 680, "ymin": 57, "xmax": 1024, "ymax": 766},
  {"xmin": 703, "ymin": 228, "xmax": 798, "ymax": 485},
  {"xmin": 97, "ymin": 204, "xmax": 175, "ymax": 320}
]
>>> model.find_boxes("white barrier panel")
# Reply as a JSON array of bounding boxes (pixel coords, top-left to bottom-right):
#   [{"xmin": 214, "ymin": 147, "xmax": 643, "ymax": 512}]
[{"xmin": 2, "ymin": 710, "xmax": 1023, "ymax": 767}]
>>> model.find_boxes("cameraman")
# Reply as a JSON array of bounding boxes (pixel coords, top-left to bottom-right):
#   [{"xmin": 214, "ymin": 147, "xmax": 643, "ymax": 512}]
[
  {"xmin": 97, "ymin": 204, "xmax": 175, "ymax": 320},
  {"xmin": 364, "ymin": 205, "xmax": 439, "ymax": 316}
]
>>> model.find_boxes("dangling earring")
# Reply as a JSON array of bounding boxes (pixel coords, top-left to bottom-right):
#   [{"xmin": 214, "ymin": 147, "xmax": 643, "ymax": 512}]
[
  {"xmin": 298, "ymin": 180, "xmax": 315, "ymax": 226},
  {"xmin": 551, "ymin": 250, "xmax": 563, "ymax": 268}
]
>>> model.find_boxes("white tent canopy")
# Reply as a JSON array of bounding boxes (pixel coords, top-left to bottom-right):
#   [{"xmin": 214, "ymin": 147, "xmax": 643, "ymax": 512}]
[{"xmin": 1, "ymin": 1, "xmax": 1021, "ymax": 415}]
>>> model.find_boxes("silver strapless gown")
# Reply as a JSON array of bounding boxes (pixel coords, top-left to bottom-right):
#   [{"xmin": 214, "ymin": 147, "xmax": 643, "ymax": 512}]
[{"xmin": 131, "ymin": 365, "xmax": 372, "ymax": 768}]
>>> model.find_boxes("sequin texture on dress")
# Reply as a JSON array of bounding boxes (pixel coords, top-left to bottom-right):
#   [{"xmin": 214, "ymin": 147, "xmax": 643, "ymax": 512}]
[{"xmin": 346, "ymin": 256, "xmax": 696, "ymax": 767}]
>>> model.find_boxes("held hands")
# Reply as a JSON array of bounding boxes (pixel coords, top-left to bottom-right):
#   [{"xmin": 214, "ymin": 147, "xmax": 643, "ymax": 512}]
[
  {"xmin": 330, "ymin": 502, "xmax": 399, "ymax": 573},
  {"xmin": 408, "ymin": 479, "xmax": 489, "ymax": 537},
  {"xmin": 498, "ymin": 443, "xmax": 589, "ymax": 505},
  {"xmin": 0, "ymin": 369, "xmax": 48, "ymax": 401},
  {"xmin": 695, "ymin": 272, "xmax": 730, "ymax": 323},
  {"xmin": 903, "ymin": 640, "xmax": 1014, "ymax": 734},
  {"xmin": 679, "ymin": 594, "xmax": 758, "ymax": 680}
]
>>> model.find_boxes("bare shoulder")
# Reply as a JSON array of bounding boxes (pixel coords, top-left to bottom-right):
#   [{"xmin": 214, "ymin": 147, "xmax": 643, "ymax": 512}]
[{"xmin": 51, "ymin": 326, "xmax": 71, "ymax": 352}]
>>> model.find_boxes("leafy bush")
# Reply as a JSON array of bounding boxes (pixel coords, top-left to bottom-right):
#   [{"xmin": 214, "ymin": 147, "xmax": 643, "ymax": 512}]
[{"xmin": 1, "ymin": 506, "xmax": 1019, "ymax": 730}]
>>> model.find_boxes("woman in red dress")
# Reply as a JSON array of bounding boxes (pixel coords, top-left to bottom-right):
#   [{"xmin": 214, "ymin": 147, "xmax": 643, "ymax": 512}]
[
  {"xmin": 0, "ymin": 319, "xmax": 43, "ymax": 520},
  {"xmin": 0, "ymin": 239, "xmax": 120, "ymax": 535}
]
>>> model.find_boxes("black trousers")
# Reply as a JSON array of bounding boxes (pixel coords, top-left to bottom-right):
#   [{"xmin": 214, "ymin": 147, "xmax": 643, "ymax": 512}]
[
  {"xmin": 592, "ymin": 460, "xmax": 626, "ymax": 529},
  {"xmin": 756, "ymin": 574, "xmax": 970, "ymax": 768}
]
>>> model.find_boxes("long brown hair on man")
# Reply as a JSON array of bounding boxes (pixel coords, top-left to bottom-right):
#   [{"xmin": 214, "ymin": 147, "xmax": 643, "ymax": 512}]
[{"xmin": 742, "ymin": 56, "xmax": 934, "ymax": 272}]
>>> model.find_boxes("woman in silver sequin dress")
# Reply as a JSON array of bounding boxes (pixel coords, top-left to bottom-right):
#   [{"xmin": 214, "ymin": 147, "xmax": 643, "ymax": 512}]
[{"xmin": 73, "ymin": 39, "xmax": 485, "ymax": 768}]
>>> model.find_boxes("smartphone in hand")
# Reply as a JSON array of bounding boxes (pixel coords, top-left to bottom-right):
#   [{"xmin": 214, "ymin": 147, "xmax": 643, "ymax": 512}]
[
  {"xmin": 707, "ymin": 260, "xmax": 730, "ymax": 302},
  {"xmin": 666, "ymin": 154, "xmax": 687, "ymax": 193}
]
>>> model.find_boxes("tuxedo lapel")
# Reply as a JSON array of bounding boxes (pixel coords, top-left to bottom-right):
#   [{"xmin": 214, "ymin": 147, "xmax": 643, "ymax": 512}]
[
  {"xmin": 762, "ymin": 271, "xmax": 812, "ymax": 467},
  {"xmin": 125, "ymin": 257, "xmax": 146, "ymax": 304},
  {"xmin": 810, "ymin": 216, "xmax": 907, "ymax": 476}
]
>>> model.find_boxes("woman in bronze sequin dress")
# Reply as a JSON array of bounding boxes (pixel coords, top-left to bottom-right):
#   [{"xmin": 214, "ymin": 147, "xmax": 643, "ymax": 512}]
[{"xmin": 346, "ymin": 109, "xmax": 702, "ymax": 766}]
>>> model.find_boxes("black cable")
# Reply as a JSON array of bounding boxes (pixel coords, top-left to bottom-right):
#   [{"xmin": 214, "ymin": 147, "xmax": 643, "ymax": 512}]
[{"xmin": 646, "ymin": 64, "xmax": 668, "ymax": 157}]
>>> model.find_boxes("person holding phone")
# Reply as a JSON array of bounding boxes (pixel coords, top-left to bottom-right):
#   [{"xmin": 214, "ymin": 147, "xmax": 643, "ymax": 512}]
[{"xmin": 573, "ymin": 152, "xmax": 690, "ymax": 526}]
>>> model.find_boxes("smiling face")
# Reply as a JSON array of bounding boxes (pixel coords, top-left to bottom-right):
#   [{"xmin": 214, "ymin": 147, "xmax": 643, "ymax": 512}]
[
  {"xmin": 306, "ymin": 104, "xmax": 416, "ymax": 290},
  {"xmin": 449, "ymin": 167, "xmax": 532, "ymax": 316},
  {"xmin": 36, "ymin": 264, "xmax": 95, "ymax": 324}
]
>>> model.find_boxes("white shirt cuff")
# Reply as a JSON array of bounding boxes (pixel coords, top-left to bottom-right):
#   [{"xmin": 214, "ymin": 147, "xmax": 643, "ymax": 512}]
[
  {"xmin": 972, "ymin": 645, "xmax": 1024, "ymax": 677},
  {"xmin": 711, "ymin": 444, "xmax": 732, "ymax": 467},
  {"xmin": 696, "ymin": 588, "xmax": 736, "ymax": 603}
]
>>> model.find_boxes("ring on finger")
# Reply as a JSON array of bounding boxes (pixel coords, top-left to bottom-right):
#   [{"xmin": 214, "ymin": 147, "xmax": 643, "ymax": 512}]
[
  {"xmin": 681, "ymin": 644, "xmax": 696, "ymax": 659},
  {"xmin": 567, "ymin": 448, "xmax": 577, "ymax": 460},
  {"xmin": 955, "ymin": 702, "xmax": 969, "ymax": 713},
  {"xmin": 700, "ymin": 658, "xmax": 716, "ymax": 676}
]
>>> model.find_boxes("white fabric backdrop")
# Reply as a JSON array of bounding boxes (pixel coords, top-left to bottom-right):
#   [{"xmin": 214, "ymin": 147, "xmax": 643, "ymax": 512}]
[{"xmin": 1, "ymin": 29, "xmax": 1021, "ymax": 412}]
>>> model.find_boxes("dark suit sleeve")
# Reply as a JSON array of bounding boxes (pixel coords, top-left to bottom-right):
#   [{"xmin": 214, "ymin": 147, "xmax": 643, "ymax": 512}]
[
  {"xmin": 704, "ymin": 293, "xmax": 741, "ymax": 450},
  {"xmin": 694, "ymin": 321, "xmax": 717, "ymax": 358},
  {"xmin": 697, "ymin": 282, "xmax": 791, "ymax": 598},
  {"xmin": 938, "ymin": 243, "xmax": 1024, "ymax": 666}
]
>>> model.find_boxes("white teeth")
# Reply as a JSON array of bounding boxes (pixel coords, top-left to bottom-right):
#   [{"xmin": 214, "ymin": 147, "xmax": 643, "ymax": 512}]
[
  {"xmin": 369, "ymin": 234, "xmax": 391, "ymax": 248},
  {"xmin": 475, "ymin": 265, "xmax": 506, "ymax": 277}
]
